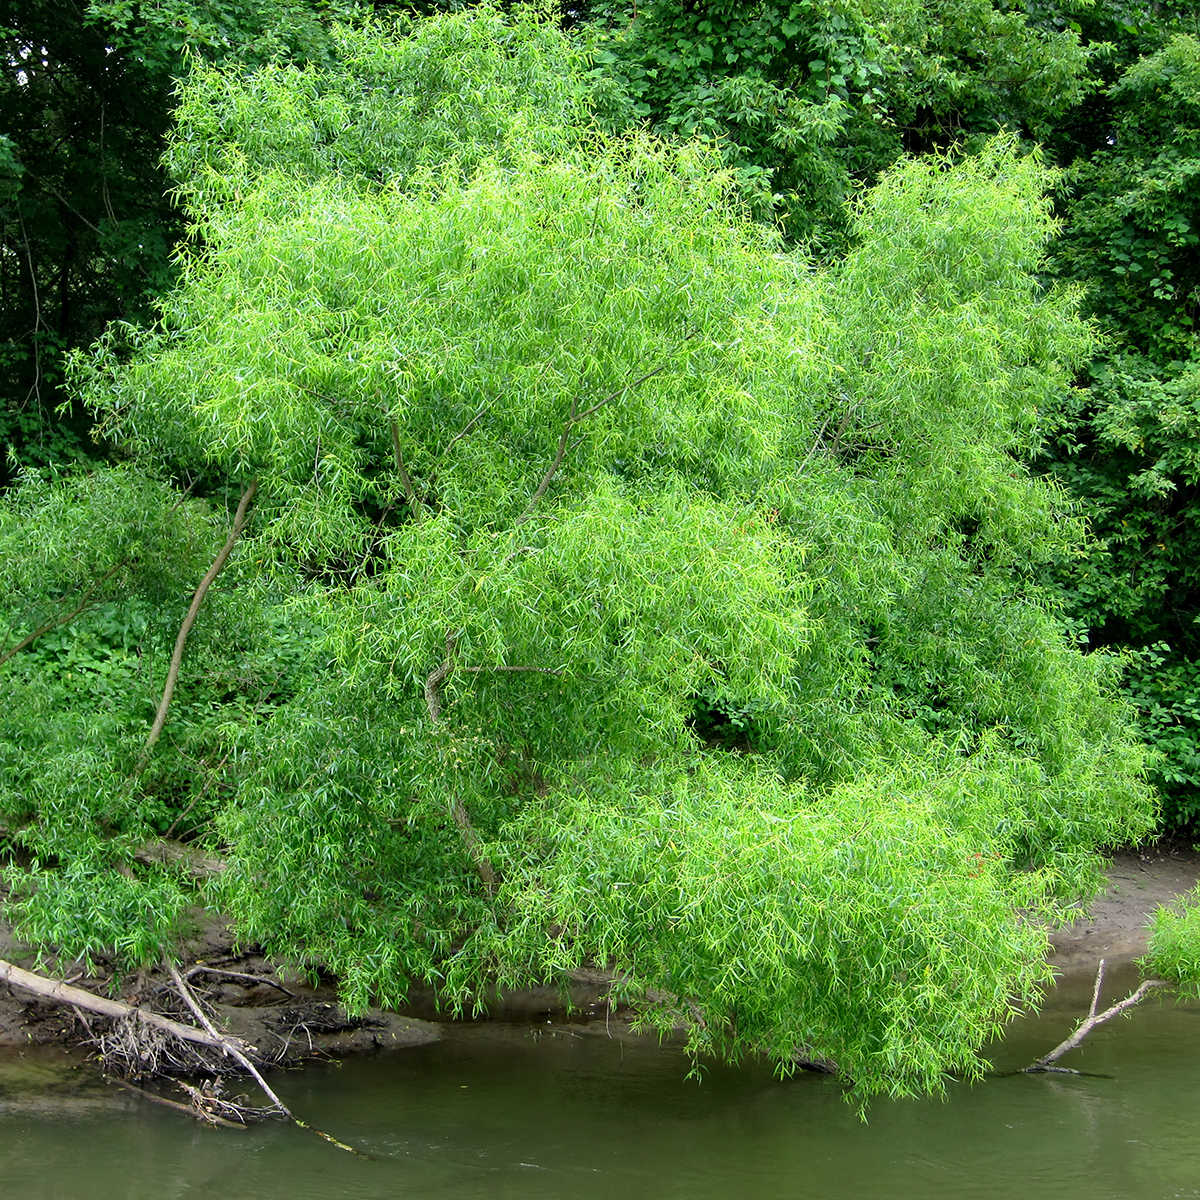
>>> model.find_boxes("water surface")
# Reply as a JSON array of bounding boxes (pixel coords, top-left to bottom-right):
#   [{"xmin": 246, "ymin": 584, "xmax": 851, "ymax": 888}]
[{"xmin": 2, "ymin": 964, "xmax": 1197, "ymax": 1200}]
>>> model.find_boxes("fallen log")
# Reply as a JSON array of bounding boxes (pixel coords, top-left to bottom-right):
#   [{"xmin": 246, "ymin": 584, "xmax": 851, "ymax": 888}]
[{"xmin": 0, "ymin": 957, "xmax": 252, "ymax": 1056}]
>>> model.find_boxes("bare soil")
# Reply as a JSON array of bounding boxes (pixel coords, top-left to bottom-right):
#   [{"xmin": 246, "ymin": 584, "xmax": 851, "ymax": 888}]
[{"xmin": 1046, "ymin": 843, "xmax": 1200, "ymax": 971}]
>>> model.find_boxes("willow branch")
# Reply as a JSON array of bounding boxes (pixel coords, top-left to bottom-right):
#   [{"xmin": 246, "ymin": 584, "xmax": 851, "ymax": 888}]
[
  {"xmin": 388, "ymin": 418, "xmax": 420, "ymax": 513},
  {"xmin": 434, "ymin": 406, "xmax": 488, "ymax": 465},
  {"xmin": 514, "ymin": 335, "xmax": 696, "ymax": 529},
  {"xmin": 140, "ymin": 478, "xmax": 258, "ymax": 766},
  {"xmin": 458, "ymin": 665, "xmax": 563, "ymax": 676},
  {"xmin": 0, "ymin": 559, "xmax": 126, "ymax": 668},
  {"xmin": 423, "ymin": 632, "xmax": 497, "ymax": 891}
]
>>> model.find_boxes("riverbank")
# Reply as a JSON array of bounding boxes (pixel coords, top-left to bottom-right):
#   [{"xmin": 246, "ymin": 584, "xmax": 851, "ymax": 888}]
[
  {"xmin": 1045, "ymin": 844, "xmax": 1200, "ymax": 971},
  {"xmin": 1, "ymin": 845, "xmax": 1197, "ymax": 1055}
]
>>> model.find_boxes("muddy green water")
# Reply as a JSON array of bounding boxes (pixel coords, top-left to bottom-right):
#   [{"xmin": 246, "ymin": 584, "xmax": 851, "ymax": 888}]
[{"xmin": 2, "ymin": 965, "xmax": 1198, "ymax": 1200}]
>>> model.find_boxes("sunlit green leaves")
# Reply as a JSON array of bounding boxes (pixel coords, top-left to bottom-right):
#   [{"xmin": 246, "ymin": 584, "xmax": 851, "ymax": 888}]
[{"xmin": 6, "ymin": 9, "xmax": 1159, "ymax": 1101}]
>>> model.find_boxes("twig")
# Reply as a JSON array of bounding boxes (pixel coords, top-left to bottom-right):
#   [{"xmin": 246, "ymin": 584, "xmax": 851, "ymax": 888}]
[
  {"xmin": 514, "ymin": 333, "xmax": 697, "ymax": 528},
  {"xmin": 184, "ymin": 965, "xmax": 294, "ymax": 998},
  {"xmin": 139, "ymin": 478, "xmax": 259, "ymax": 765},
  {"xmin": 1023, "ymin": 960, "xmax": 1169, "ymax": 1073},
  {"xmin": 434, "ymin": 406, "xmax": 488, "ymax": 465}
]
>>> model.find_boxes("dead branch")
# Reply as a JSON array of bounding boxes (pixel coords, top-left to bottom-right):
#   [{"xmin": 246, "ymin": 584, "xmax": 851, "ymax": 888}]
[
  {"xmin": 166, "ymin": 961, "xmax": 365, "ymax": 1155},
  {"xmin": 140, "ymin": 478, "xmax": 259, "ymax": 764},
  {"xmin": 164, "ymin": 961, "xmax": 290, "ymax": 1115},
  {"xmin": 185, "ymin": 964, "xmax": 295, "ymax": 998},
  {"xmin": 108, "ymin": 1076, "xmax": 250, "ymax": 1129},
  {"xmin": 1023, "ymin": 959, "xmax": 1170, "ymax": 1074},
  {"xmin": 0, "ymin": 957, "xmax": 249, "ymax": 1055}
]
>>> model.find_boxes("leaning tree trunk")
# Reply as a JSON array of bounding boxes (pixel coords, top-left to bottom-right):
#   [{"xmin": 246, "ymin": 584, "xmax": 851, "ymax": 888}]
[{"xmin": 139, "ymin": 478, "xmax": 258, "ymax": 766}]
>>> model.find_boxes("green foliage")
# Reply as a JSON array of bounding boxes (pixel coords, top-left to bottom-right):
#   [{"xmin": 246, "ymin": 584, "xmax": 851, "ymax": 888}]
[
  {"xmin": 1055, "ymin": 35, "xmax": 1200, "ymax": 362},
  {"xmin": 1037, "ymin": 34, "xmax": 1200, "ymax": 824},
  {"xmin": 5, "ymin": 12, "xmax": 1157, "ymax": 1099},
  {"xmin": 167, "ymin": 5, "xmax": 588, "ymax": 208},
  {"xmin": 1145, "ymin": 885, "xmax": 1200, "ymax": 993},
  {"xmin": 0, "ymin": 0, "xmax": 357, "ymax": 486},
  {"xmin": 583, "ymin": 1, "xmax": 1091, "ymax": 244}
]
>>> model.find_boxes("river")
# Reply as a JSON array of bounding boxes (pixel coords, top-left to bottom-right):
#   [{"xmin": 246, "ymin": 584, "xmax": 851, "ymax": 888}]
[{"xmin": 1, "ymin": 962, "xmax": 1197, "ymax": 1200}]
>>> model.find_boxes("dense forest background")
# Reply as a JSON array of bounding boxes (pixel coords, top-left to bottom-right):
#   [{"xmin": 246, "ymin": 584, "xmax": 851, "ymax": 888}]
[{"xmin": 2, "ymin": 1, "xmax": 1200, "ymax": 1100}]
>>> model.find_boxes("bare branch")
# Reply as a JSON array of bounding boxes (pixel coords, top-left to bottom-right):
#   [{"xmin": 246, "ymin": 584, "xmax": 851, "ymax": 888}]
[
  {"xmin": 184, "ymin": 965, "xmax": 295, "ymax": 998},
  {"xmin": 1023, "ymin": 960, "xmax": 1169, "ymax": 1073},
  {"xmin": 423, "ymin": 631, "xmax": 458, "ymax": 724},
  {"xmin": 828, "ymin": 406, "xmax": 857, "ymax": 456},
  {"xmin": 796, "ymin": 413, "xmax": 834, "ymax": 478},
  {"xmin": 1088, "ymin": 957, "xmax": 1107, "ymax": 1021},
  {"xmin": 165, "ymin": 960, "xmax": 294, "ymax": 1119}
]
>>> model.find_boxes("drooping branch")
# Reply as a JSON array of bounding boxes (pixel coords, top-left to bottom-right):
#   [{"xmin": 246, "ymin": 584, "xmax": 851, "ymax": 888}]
[
  {"xmin": 0, "ymin": 559, "xmax": 126, "ymax": 669},
  {"xmin": 513, "ymin": 334, "xmax": 696, "ymax": 529},
  {"xmin": 1, "ymin": 480, "xmax": 196, "ymax": 670},
  {"xmin": 139, "ymin": 478, "xmax": 258, "ymax": 766},
  {"xmin": 1023, "ymin": 959, "xmax": 1170, "ymax": 1074}
]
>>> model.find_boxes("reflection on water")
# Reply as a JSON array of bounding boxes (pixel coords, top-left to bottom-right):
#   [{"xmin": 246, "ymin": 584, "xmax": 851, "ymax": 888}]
[{"xmin": 2, "ymin": 963, "xmax": 1199, "ymax": 1200}]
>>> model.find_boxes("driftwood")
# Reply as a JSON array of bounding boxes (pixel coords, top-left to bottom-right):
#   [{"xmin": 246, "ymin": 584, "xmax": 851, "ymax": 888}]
[
  {"xmin": 1023, "ymin": 958, "xmax": 1170, "ymax": 1074},
  {"xmin": 108, "ymin": 1076, "xmax": 250, "ymax": 1130},
  {"xmin": 1, "ymin": 955, "xmax": 365, "ymax": 1154},
  {"xmin": 0, "ymin": 957, "xmax": 250, "ymax": 1055},
  {"xmin": 165, "ymin": 962, "xmax": 365, "ymax": 1156},
  {"xmin": 163, "ymin": 961, "xmax": 290, "ymax": 1115}
]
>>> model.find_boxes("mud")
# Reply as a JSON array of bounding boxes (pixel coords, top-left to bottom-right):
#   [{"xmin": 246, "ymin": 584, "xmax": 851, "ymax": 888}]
[{"xmin": 1046, "ymin": 843, "xmax": 1200, "ymax": 970}]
